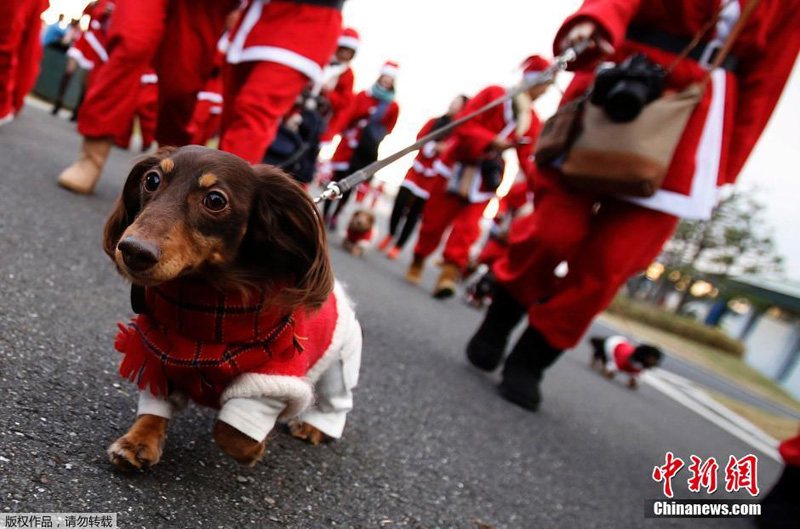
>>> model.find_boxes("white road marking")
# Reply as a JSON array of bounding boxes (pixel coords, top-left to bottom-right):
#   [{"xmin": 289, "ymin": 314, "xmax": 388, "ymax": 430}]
[{"xmin": 642, "ymin": 369, "xmax": 781, "ymax": 462}]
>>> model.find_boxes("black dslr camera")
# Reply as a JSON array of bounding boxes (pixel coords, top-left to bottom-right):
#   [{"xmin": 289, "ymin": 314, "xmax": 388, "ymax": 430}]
[{"xmin": 591, "ymin": 54, "xmax": 665, "ymax": 123}]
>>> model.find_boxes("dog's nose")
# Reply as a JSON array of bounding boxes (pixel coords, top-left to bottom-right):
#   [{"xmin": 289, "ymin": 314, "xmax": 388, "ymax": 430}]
[{"xmin": 118, "ymin": 237, "xmax": 161, "ymax": 272}]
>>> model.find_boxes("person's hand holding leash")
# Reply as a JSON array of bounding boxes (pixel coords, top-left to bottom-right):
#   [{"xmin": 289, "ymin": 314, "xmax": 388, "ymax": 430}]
[{"xmin": 558, "ymin": 20, "xmax": 615, "ymax": 70}]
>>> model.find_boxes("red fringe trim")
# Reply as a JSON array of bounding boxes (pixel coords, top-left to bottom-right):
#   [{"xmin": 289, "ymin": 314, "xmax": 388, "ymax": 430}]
[{"xmin": 115, "ymin": 322, "xmax": 169, "ymax": 398}]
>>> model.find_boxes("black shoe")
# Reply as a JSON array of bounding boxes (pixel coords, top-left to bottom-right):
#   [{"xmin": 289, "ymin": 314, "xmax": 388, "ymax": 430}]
[
  {"xmin": 498, "ymin": 326, "xmax": 563, "ymax": 411},
  {"xmin": 466, "ymin": 283, "xmax": 525, "ymax": 371},
  {"xmin": 757, "ymin": 465, "xmax": 800, "ymax": 529}
]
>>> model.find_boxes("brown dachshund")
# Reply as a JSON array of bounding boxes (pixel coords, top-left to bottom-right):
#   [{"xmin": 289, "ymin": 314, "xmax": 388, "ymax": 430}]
[
  {"xmin": 342, "ymin": 209, "xmax": 375, "ymax": 256},
  {"xmin": 104, "ymin": 146, "xmax": 363, "ymax": 470}
]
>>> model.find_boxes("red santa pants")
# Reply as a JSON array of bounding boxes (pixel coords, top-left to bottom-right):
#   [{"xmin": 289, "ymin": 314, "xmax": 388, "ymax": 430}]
[
  {"xmin": 78, "ymin": 0, "xmax": 231, "ymax": 146},
  {"xmin": 218, "ymin": 61, "xmax": 309, "ymax": 164},
  {"xmin": 494, "ymin": 170, "xmax": 678, "ymax": 350},
  {"xmin": 415, "ymin": 186, "xmax": 486, "ymax": 270},
  {"xmin": 115, "ymin": 83, "xmax": 158, "ymax": 149},
  {"xmin": 0, "ymin": 0, "xmax": 46, "ymax": 119}
]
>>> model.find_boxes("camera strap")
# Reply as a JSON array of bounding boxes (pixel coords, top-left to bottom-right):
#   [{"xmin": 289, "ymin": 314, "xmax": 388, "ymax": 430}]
[
  {"xmin": 663, "ymin": 0, "xmax": 759, "ymax": 92},
  {"xmin": 696, "ymin": 0, "xmax": 759, "ymax": 92}
]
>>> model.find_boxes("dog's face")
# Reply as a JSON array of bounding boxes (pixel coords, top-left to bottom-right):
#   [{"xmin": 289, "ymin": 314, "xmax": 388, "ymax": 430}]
[
  {"xmin": 103, "ymin": 146, "xmax": 333, "ymax": 309},
  {"xmin": 348, "ymin": 210, "xmax": 374, "ymax": 233}
]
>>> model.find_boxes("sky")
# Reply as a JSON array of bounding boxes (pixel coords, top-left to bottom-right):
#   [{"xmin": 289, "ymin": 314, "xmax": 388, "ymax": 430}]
[{"xmin": 45, "ymin": 0, "xmax": 800, "ymax": 280}]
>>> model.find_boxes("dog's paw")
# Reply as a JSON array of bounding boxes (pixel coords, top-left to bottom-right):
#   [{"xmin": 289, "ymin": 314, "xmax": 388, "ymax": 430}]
[
  {"xmin": 213, "ymin": 421, "xmax": 266, "ymax": 467},
  {"xmin": 107, "ymin": 415, "xmax": 168, "ymax": 471},
  {"xmin": 288, "ymin": 420, "xmax": 331, "ymax": 446}
]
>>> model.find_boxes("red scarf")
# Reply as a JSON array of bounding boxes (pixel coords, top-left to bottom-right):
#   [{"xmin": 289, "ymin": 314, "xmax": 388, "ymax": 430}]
[{"xmin": 115, "ymin": 279, "xmax": 335, "ymax": 409}]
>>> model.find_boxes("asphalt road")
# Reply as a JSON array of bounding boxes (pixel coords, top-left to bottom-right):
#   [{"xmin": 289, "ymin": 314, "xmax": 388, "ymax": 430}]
[{"xmin": 0, "ymin": 107, "xmax": 784, "ymax": 528}]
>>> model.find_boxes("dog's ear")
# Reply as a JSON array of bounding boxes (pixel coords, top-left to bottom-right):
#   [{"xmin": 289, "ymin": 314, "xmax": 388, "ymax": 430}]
[
  {"xmin": 102, "ymin": 147, "xmax": 176, "ymax": 258},
  {"xmin": 243, "ymin": 164, "xmax": 333, "ymax": 311}
]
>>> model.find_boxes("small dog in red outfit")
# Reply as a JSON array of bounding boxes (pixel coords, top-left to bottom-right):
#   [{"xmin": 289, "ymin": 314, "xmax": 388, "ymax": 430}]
[
  {"xmin": 103, "ymin": 146, "xmax": 362, "ymax": 470},
  {"xmin": 342, "ymin": 209, "xmax": 375, "ymax": 257},
  {"xmin": 589, "ymin": 335, "xmax": 662, "ymax": 389}
]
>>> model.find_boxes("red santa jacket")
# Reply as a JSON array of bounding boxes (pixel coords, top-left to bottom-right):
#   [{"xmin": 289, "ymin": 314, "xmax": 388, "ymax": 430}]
[
  {"xmin": 320, "ymin": 65, "xmax": 355, "ymax": 141},
  {"xmin": 433, "ymin": 85, "xmax": 540, "ymax": 204},
  {"xmin": 115, "ymin": 69, "xmax": 158, "ymax": 149},
  {"xmin": 400, "ymin": 117, "xmax": 446, "ymax": 200},
  {"xmin": 66, "ymin": 0, "xmax": 115, "ymax": 70},
  {"xmin": 226, "ymin": 0, "xmax": 342, "ymax": 84},
  {"xmin": 330, "ymin": 89, "xmax": 400, "ymax": 172},
  {"xmin": 115, "ymin": 279, "xmax": 352, "ymax": 414},
  {"xmin": 554, "ymin": 0, "xmax": 800, "ymax": 220}
]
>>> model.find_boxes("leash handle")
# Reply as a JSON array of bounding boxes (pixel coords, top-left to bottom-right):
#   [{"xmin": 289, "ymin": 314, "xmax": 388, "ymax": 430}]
[{"xmin": 313, "ymin": 42, "xmax": 589, "ymax": 204}]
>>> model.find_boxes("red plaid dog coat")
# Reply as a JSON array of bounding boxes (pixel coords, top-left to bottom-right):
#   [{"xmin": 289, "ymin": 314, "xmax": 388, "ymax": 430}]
[{"xmin": 115, "ymin": 279, "xmax": 340, "ymax": 410}]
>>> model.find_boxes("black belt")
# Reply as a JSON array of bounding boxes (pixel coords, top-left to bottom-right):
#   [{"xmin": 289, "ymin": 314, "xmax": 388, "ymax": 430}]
[
  {"xmin": 626, "ymin": 27, "xmax": 738, "ymax": 72},
  {"xmin": 277, "ymin": 0, "xmax": 345, "ymax": 10}
]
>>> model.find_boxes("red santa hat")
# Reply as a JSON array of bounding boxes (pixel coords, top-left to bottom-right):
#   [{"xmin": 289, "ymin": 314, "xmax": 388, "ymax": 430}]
[
  {"xmin": 338, "ymin": 28, "xmax": 360, "ymax": 52},
  {"xmin": 380, "ymin": 61, "xmax": 399, "ymax": 79},
  {"xmin": 521, "ymin": 55, "xmax": 553, "ymax": 84}
]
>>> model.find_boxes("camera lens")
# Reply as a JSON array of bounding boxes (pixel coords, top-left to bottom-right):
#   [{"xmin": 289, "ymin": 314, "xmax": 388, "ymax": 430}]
[{"xmin": 604, "ymin": 80, "xmax": 649, "ymax": 123}]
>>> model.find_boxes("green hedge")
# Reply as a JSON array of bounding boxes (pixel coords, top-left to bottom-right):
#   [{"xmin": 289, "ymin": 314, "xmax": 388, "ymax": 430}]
[{"xmin": 606, "ymin": 296, "xmax": 745, "ymax": 358}]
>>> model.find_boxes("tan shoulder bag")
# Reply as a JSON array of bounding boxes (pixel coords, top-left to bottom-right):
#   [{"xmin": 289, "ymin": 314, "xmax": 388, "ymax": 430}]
[{"xmin": 559, "ymin": 0, "xmax": 757, "ymax": 197}]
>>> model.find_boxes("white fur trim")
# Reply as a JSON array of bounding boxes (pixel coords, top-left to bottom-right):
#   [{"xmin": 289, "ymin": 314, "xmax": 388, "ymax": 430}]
[
  {"xmin": 338, "ymin": 36, "xmax": 359, "ymax": 51},
  {"xmin": 197, "ymin": 91, "xmax": 223, "ymax": 103},
  {"xmin": 84, "ymin": 30, "xmax": 108, "ymax": 63},
  {"xmin": 140, "ymin": 73, "xmax": 158, "ymax": 84},
  {"xmin": 331, "ymin": 161, "xmax": 350, "ymax": 171},
  {"xmin": 226, "ymin": 1, "xmax": 323, "ymax": 83},
  {"xmin": 421, "ymin": 140, "xmax": 438, "ymax": 159},
  {"xmin": 400, "ymin": 178, "xmax": 431, "ymax": 200},
  {"xmin": 380, "ymin": 65, "xmax": 399, "ymax": 78},
  {"xmin": 67, "ymin": 46, "xmax": 95, "ymax": 70},
  {"xmin": 433, "ymin": 158, "xmax": 453, "ymax": 178},
  {"xmin": 305, "ymin": 281, "xmax": 358, "ymax": 383},
  {"xmin": 221, "ymin": 373, "xmax": 313, "ymax": 419}
]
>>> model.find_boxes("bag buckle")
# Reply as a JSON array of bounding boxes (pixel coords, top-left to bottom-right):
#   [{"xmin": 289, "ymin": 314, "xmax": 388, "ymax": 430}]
[{"xmin": 698, "ymin": 39, "xmax": 722, "ymax": 70}]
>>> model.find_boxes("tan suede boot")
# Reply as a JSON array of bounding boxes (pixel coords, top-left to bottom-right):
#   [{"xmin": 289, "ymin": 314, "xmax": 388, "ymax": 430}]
[
  {"xmin": 405, "ymin": 254, "xmax": 425, "ymax": 285},
  {"xmin": 57, "ymin": 137, "xmax": 113, "ymax": 195},
  {"xmin": 433, "ymin": 262, "xmax": 460, "ymax": 299}
]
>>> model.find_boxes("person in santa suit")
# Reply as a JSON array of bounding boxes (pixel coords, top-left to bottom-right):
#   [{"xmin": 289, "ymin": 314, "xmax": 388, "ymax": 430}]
[
  {"xmin": 56, "ymin": 0, "xmax": 240, "ymax": 195},
  {"xmin": 114, "ymin": 70, "xmax": 159, "ymax": 152},
  {"xmin": 467, "ymin": 0, "xmax": 800, "ymax": 412},
  {"xmin": 53, "ymin": 1, "xmax": 116, "ymax": 119},
  {"xmin": 406, "ymin": 56, "xmax": 553, "ymax": 299},
  {"xmin": 322, "ymin": 62, "xmax": 401, "ymax": 230},
  {"xmin": 218, "ymin": 0, "xmax": 344, "ymax": 164},
  {"xmin": 0, "ymin": 0, "xmax": 48, "ymax": 127},
  {"xmin": 377, "ymin": 95, "xmax": 469, "ymax": 260},
  {"xmin": 319, "ymin": 27, "xmax": 359, "ymax": 141}
]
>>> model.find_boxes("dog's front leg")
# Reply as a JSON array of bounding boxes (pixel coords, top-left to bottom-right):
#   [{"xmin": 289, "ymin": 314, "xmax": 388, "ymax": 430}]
[
  {"xmin": 108, "ymin": 414, "xmax": 168, "ymax": 471},
  {"xmin": 215, "ymin": 396, "xmax": 285, "ymax": 466},
  {"xmin": 213, "ymin": 421, "xmax": 267, "ymax": 466},
  {"xmin": 108, "ymin": 391, "xmax": 180, "ymax": 471}
]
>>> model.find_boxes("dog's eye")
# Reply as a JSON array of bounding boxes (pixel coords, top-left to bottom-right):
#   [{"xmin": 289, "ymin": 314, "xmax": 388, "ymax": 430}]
[
  {"xmin": 143, "ymin": 172, "xmax": 161, "ymax": 192},
  {"xmin": 203, "ymin": 191, "xmax": 228, "ymax": 212}
]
